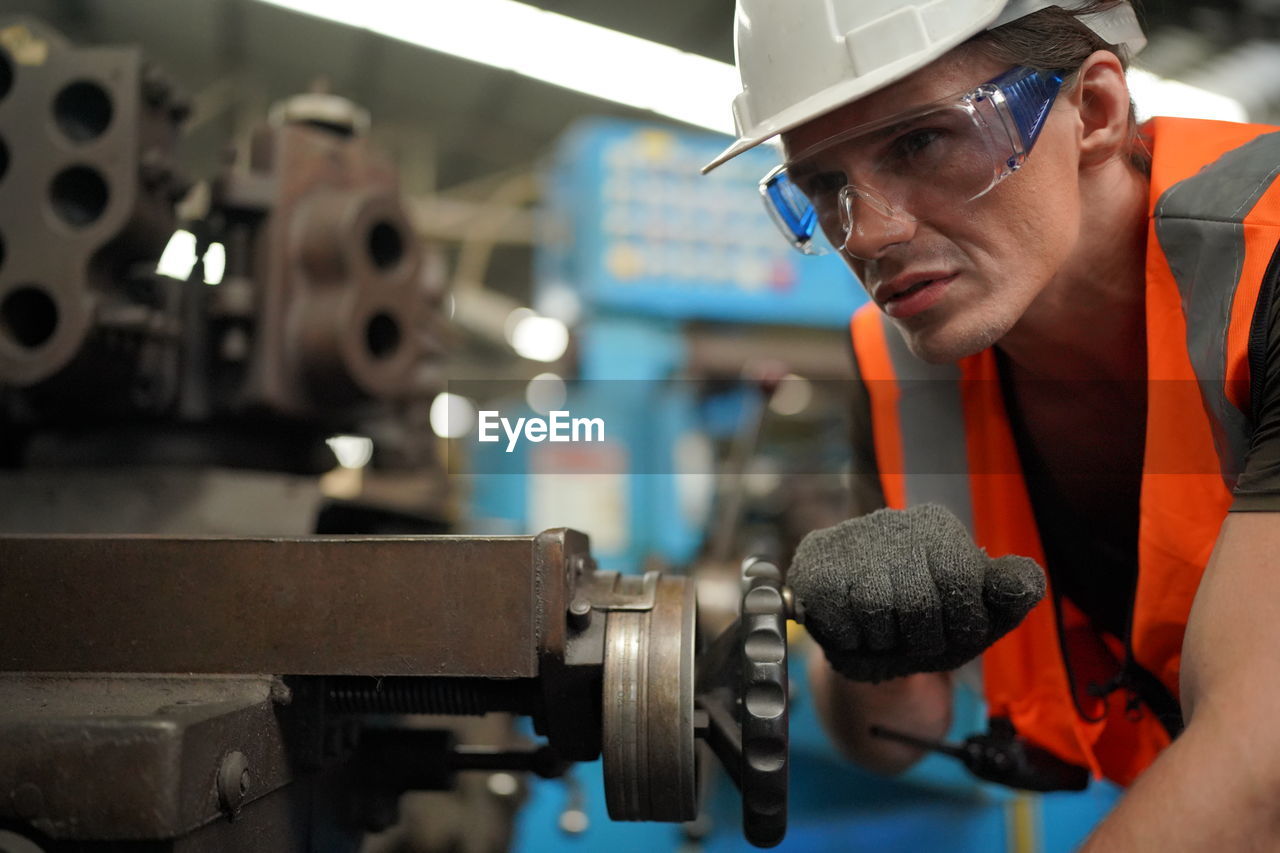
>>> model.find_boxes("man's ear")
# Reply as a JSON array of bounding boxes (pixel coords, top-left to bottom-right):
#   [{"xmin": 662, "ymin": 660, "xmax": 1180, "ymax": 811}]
[{"xmin": 1067, "ymin": 50, "xmax": 1133, "ymax": 168}]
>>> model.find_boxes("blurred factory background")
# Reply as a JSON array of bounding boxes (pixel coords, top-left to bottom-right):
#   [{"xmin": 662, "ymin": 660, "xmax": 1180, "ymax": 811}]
[
  {"xmin": 1, "ymin": 1, "xmax": 1279, "ymax": 852},
  {"xmin": 13, "ymin": 0, "xmax": 1280, "ymax": 394}
]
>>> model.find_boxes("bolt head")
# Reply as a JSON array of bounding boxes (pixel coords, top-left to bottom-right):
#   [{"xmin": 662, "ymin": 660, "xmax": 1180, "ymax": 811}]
[{"xmin": 216, "ymin": 751, "xmax": 250, "ymax": 817}]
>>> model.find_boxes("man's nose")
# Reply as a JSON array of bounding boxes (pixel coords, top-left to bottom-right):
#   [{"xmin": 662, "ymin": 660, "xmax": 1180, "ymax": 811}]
[{"xmin": 841, "ymin": 196, "xmax": 917, "ymax": 260}]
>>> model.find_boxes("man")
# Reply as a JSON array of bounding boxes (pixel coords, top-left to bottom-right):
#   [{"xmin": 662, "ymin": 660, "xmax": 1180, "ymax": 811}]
[{"xmin": 703, "ymin": 1, "xmax": 1280, "ymax": 848}]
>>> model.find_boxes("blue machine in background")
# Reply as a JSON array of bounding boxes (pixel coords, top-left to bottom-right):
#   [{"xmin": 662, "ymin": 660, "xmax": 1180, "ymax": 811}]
[
  {"xmin": 467, "ymin": 117, "xmax": 1121, "ymax": 852},
  {"xmin": 532, "ymin": 117, "xmax": 865, "ymax": 328}
]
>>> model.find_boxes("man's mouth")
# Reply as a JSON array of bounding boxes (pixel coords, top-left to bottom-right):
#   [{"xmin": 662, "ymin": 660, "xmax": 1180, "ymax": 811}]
[
  {"xmin": 880, "ymin": 273, "xmax": 957, "ymax": 319},
  {"xmin": 890, "ymin": 279, "xmax": 936, "ymax": 301}
]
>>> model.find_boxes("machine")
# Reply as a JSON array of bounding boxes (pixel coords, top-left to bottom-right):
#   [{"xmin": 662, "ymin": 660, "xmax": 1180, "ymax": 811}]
[
  {"xmin": 0, "ymin": 18, "xmax": 795, "ymax": 852},
  {"xmin": 0, "ymin": 531, "xmax": 794, "ymax": 851}
]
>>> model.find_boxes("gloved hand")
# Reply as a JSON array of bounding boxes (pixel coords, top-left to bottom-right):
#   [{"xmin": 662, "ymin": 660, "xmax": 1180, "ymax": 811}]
[{"xmin": 788, "ymin": 504, "xmax": 1045, "ymax": 683}]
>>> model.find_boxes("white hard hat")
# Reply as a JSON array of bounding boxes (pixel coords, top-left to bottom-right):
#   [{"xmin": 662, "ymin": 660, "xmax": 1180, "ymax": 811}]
[{"xmin": 702, "ymin": 0, "xmax": 1146, "ymax": 173}]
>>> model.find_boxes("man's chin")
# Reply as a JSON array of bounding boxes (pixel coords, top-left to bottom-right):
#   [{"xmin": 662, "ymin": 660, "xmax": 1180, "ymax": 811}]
[{"xmin": 898, "ymin": 320, "xmax": 1001, "ymax": 364}]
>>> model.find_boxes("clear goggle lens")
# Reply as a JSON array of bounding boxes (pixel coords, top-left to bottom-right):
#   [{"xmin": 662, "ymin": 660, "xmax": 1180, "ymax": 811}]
[{"xmin": 760, "ymin": 66, "xmax": 1063, "ymax": 255}]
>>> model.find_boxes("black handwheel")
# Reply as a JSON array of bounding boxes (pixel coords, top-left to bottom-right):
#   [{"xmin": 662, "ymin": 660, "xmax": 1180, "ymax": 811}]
[
  {"xmin": 738, "ymin": 559, "xmax": 788, "ymax": 848},
  {"xmin": 694, "ymin": 557, "xmax": 789, "ymax": 848}
]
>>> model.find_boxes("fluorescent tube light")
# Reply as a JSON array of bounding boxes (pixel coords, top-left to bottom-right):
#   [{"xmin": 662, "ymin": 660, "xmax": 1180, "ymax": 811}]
[
  {"xmin": 254, "ymin": 0, "xmax": 738, "ymax": 134},
  {"xmin": 257, "ymin": 3, "xmax": 1252, "ymax": 146}
]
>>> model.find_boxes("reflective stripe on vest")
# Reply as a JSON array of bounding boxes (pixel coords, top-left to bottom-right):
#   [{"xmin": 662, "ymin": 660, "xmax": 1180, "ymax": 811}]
[
  {"xmin": 850, "ymin": 116, "xmax": 1280, "ymax": 786},
  {"xmin": 1156, "ymin": 127, "xmax": 1280, "ymax": 481}
]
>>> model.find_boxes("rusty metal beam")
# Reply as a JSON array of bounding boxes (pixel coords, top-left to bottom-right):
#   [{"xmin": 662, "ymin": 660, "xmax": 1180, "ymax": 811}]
[{"xmin": 0, "ymin": 531, "xmax": 585, "ymax": 677}]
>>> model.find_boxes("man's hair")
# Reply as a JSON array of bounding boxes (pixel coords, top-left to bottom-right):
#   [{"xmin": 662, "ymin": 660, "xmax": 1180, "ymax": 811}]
[{"xmin": 968, "ymin": 2, "xmax": 1150, "ymax": 174}]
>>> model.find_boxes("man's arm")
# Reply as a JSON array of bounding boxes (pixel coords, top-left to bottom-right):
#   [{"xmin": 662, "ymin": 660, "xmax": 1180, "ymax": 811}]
[
  {"xmin": 1080, "ymin": 511, "xmax": 1280, "ymax": 850},
  {"xmin": 808, "ymin": 647, "xmax": 953, "ymax": 774}
]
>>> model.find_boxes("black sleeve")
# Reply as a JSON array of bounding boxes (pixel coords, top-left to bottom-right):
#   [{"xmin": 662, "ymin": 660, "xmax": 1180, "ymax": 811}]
[
  {"xmin": 847, "ymin": 337, "xmax": 887, "ymax": 516},
  {"xmin": 1231, "ymin": 244, "xmax": 1280, "ymax": 511}
]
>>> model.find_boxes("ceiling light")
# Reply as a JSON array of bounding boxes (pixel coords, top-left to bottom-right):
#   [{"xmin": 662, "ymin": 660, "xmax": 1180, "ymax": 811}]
[
  {"xmin": 511, "ymin": 315, "xmax": 569, "ymax": 363},
  {"xmin": 253, "ymin": 0, "xmax": 738, "ymax": 134},
  {"xmin": 203, "ymin": 242, "xmax": 226, "ymax": 285},
  {"xmin": 326, "ymin": 434, "xmax": 374, "ymax": 468},
  {"xmin": 503, "ymin": 306, "xmax": 537, "ymax": 345},
  {"xmin": 430, "ymin": 392, "xmax": 477, "ymax": 439},
  {"xmin": 525, "ymin": 372, "xmax": 566, "ymax": 414},
  {"xmin": 156, "ymin": 230, "xmax": 197, "ymax": 281}
]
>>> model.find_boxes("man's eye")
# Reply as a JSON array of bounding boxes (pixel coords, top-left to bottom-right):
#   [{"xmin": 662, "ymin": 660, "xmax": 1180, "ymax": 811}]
[{"xmin": 890, "ymin": 128, "xmax": 944, "ymax": 159}]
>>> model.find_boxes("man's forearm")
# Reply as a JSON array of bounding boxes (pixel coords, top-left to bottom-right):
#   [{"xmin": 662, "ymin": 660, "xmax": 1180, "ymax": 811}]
[
  {"xmin": 1085, "ymin": 513, "xmax": 1280, "ymax": 849},
  {"xmin": 1081, "ymin": 699, "xmax": 1280, "ymax": 851},
  {"xmin": 807, "ymin": 646, "xmax": 952, "ymax": 774}
]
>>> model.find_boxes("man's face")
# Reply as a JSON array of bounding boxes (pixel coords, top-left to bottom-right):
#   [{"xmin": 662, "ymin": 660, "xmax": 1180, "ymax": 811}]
[{"xmin": 782, "ymin": 49, "xmax": 1083, "ymax": 363}]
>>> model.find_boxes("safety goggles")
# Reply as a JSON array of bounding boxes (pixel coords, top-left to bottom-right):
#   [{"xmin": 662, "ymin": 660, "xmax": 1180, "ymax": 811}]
[{"xmin": 760, "ymin": 66, "xmax": 1065, "ymax": 255}]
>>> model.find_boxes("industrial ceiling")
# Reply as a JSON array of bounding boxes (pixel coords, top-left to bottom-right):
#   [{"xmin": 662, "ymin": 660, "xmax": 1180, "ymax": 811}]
[{"xmin": 6, "ymin": 0, "xmax": 1280, "ymax": 312}]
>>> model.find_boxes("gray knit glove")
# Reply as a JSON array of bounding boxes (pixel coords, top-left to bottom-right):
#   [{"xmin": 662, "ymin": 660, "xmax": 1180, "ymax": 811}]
[{"xmin": 789, "ymin": 504, "xmax": 1045, "ymax": 683}]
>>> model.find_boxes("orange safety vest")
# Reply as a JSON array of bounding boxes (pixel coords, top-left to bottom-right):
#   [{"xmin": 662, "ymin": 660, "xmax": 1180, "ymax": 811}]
[{"xmin": 850, "ymin": 117, "xmax": 1280, "ymax": 786}]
